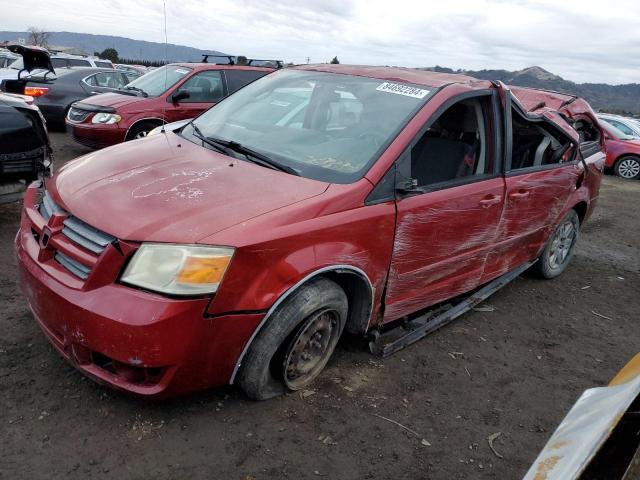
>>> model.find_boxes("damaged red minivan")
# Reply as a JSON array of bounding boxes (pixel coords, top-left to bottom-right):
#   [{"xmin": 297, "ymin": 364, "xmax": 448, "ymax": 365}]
[{"xmin": 16, "ymin": 65, "xmax": 605, "ymax": 399}]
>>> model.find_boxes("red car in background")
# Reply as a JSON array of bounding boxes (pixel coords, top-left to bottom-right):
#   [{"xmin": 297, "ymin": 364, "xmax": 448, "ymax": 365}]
[
  {"xmin": 65, "ymin": 62, "xmax": 274, "ymax": 148},
  {"xmin": 17, "ymin": 65, "xmax": 605, "ymax": 399},
  {"xmin": 599, "ymin": 120, "xmax": 640, "ymax": 179}
]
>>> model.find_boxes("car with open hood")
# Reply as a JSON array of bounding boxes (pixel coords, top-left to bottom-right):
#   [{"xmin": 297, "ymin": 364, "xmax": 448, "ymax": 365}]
[
  {"xmin": 0, "ymin": 44, "xmax": 55, "ymax": 83},
  {"xmin": 16, "ymin": 65, "xmax": 605, "ymax": 399},
  {"xmin": 65, "ymin": 61, "xmax": 275, "ymax": 149}
]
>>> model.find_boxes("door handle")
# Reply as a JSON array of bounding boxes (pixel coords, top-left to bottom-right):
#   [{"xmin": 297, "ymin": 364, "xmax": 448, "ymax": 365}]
[
  {"xmin": 479, "ymin": 195, "xmax": 502, "ymax": 208},
  {"xmin": 509, "ymin": 190, "xmax": 530, "ymax": 199}
]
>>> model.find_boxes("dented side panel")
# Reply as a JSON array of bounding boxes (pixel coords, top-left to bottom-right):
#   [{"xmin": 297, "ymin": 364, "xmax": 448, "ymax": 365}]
[{"xmin": 383, "ymin": 177, "xmax": 505, "ymax": 322}]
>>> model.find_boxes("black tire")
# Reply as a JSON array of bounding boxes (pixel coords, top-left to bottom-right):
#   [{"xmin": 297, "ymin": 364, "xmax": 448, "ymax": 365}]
[
  {"xmin": 238, "ymin": 277, "xmax": 348, "ymax": 400},
  {"xmin": 126, "ymin": 121, "xmax": 159, "ymax": 141},
  {"xmin": 614, "ymin": 156, "xmax": 640, "ymax": 180},
  {"xmin": 534, "ymin": 210, "xmax": 580, "ymax": 279}
]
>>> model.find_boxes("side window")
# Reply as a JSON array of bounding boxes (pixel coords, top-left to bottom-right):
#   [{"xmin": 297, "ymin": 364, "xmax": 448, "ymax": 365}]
[
  {"xmin": 85, "ymin": 72, "xmax": 126, "ymax": 89},
  {"xmin": 51, "ymin": 58, "xmax": 67, "ymax": 68},
  {"xmin": 511, "ymin": 109, "xmax": 574, "ymax": 170},
  {"xmin": 225, "ymin": 70, "xmax": 268, "ymax": 94},
  {"xmin": 176, "ymin": 71, "xmax": 224, "ymax": 102},
  {"xmin": 410, "ymin": 97, "xmax": 493, "ymax": 187},
  {"xmin": 94, "ymin": 61, "xmax": 112, "ymax": 68},
  {"xmin": 607, "ymin": 119, "xmax": 634, "ymax": 136},
  {"xmin": 84, "ymin": 74, "xmax": 98, "ymax": 86},
  {"xmin": 68, "ymin": 59, "xmax": 91, "ymax": 67}
]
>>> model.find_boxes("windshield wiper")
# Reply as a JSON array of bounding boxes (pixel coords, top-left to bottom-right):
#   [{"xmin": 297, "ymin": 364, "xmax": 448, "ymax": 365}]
[
  {"xmin": 124, "ymin": 85, "xmax": 148, "ymax": 97},
  {"xmin": 190, "ymin": 123, "xmax": 234, "ymax": 156},
  {"xmin": 206, "ymin": 135, "xmax": 299, "ymax": 176}
]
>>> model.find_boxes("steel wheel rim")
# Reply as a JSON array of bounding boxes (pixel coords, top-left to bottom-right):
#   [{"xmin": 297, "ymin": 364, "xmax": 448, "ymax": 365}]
[
  {"xmin": 548, "ymin": 220, "xmax": 576, "ymax": 269},
  {"xmin": 283, "ymin": 309, "xmax": 339, "ymax": 390},
  {"xmin": 134, "ymin": 130, "xmax": 149, "ymax": 139},
  {"xmin": 618, "ymin": 159, "xmax": 640, "ymax": 178}
]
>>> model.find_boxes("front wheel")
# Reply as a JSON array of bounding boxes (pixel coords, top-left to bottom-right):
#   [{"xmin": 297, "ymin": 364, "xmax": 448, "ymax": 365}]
[
  {"xmin": 238, "ymin": 277, "xmax": 348, "ymax": 400},
  {"xmin": 126, "ymin": 121, "xmax": 158, "ymax": 141},
  {"xmin": 614, "ymin": 156, "xmax": 640, "ymax": 179},
  {"xmin": 534, "ymin": 210, "xmax": 580, "ymax": 279}
]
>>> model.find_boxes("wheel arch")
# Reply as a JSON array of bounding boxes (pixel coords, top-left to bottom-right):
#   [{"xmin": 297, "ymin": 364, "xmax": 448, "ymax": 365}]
[
  {"xmin": 572, "ymin": 200, "xmax": 588, "ymax": 224},
  {"xmin": 229, "ymin": 264, "xmax": 374, "ymax": 384},
  {"xmin": 125, "ymin": 117, "xmax": 165, "ymax": 140}
]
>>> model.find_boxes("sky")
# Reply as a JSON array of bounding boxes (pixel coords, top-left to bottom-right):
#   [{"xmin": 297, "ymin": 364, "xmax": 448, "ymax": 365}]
[{"xmin": 1, "ymin": 0, "xmax": 640, "ymax": 84}]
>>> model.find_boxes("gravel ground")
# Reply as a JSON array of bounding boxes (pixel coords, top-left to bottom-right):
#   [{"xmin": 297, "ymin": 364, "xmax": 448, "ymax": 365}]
[{"xmin": 1, "ymin": 131, "xmax": 638, "ymax": 479}]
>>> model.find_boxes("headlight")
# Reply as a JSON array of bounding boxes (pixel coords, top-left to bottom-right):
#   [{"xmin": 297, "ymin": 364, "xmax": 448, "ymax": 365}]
[
  {"xmin": 121, "ymin": 244, "xmax": 234, "ymax": 296},
  {"xmin": 92, "ymin": 113, "xmax": 122, "ymax": 124}
]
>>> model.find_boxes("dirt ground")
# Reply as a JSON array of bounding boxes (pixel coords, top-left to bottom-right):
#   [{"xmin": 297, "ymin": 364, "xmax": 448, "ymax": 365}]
[{"xmin": 1, "ymin": 131, "xmax": 639, "ymax": 480}]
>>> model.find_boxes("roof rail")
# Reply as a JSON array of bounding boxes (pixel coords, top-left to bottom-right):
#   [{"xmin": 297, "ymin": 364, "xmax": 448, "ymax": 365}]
[
  {"xmin": 201, "ymin": 54, "xmax": 235, "ymax": 64},
  {"xmin": 246, "ymin": 59, "xmax": 284, "ymax": 69},
  {"xmin": 200, "ymin": 54, "xmax": 284, "ymax": 69}
]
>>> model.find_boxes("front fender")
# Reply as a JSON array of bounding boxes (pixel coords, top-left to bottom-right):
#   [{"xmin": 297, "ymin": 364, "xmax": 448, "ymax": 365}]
[{"xmin": 205, "ymin": 201, "xmax": 396, "ymax": 317}]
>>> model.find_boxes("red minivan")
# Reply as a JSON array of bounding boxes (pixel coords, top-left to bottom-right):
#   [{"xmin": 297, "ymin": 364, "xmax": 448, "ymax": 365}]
[
  {"xmin": 17, "ymin": 65, "xmax": 605, "ymax": 399},
  {"xmin": 65, "ymin": 63, "xmax": 274, "ymax": 148}
]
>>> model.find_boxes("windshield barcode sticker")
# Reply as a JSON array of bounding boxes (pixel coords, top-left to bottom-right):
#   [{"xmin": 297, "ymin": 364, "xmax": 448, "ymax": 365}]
[{"xmin": 376, "ymin": 82, "xmax": 430, "ymax": 99}]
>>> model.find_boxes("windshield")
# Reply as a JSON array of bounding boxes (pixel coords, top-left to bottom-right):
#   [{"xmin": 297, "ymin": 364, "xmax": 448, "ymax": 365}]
[
  {"xmin": 125, "ymin": 64, "xmax": 192, "ymax": 97},
  {"xmin": 187, "ymin": 69, "xmax": 432, "ymax": 183}
]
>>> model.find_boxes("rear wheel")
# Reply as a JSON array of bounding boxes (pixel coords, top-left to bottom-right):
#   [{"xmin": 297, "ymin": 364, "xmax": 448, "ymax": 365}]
[
  {"xmin": 534, "ymin": 210, "xmax": 580, "ymax": 279},
  {"xmin": 614, "ymin": 156, "xmax": 640, "ymax": 179},
  {"xmin": 238, "ymin": 277, "xmax": 348, "ymax": 400},
  {"xmin": 126, "ymin": 121, "xmax": 159, "ymax": 141}
]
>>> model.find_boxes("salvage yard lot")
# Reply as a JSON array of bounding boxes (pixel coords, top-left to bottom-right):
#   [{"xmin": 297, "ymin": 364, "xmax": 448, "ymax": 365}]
[{"xmin": 1, "ymin": 132, "xmax": 639, "ymax": 480}]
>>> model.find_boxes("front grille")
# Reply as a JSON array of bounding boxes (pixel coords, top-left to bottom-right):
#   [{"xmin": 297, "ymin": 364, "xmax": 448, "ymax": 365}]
[
  {"xmin": 2, "ymin": 158, "xmax": 35, "ymax": 173},
  {"xmin": 36, "ymin": 191, "xmax": 115, "ymax": 280},
  {"xmin": 67, "ymin": 107, "xmax": 91, "ymax": 123},
  {"xmin": 62, "ymin": 216, "xmax": 115, "ymax": 255}
]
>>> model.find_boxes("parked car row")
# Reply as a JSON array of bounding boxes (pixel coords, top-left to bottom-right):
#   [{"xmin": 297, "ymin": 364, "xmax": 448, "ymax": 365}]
[
  {"xmin": 597, "ymin": 114, "xmax": 640, "ymax": 179},
  {"xmin": 0, "ymin": 45, "xmax": 134, "ymax": 128}
]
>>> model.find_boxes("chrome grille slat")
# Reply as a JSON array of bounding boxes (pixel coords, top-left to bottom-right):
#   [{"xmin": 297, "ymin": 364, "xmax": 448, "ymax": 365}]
[
  {"xmin": 67, "ymin": 107, "xmax": 91, "ymax": 122},
  {"xmin": 62, "ymin": 217, "xmax": 115, "ymax": 254},
  {"xmin": 39, "ymin": 191, "xmax": 64, "ymax": 221},
  {"xmin": 54, "ymin": 252, "xmax": 91, "ymax": 279}
]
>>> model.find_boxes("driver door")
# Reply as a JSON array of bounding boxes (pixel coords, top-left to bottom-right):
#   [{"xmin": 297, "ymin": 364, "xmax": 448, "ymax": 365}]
[
  {"xmin": 165, "ymin": 70, "xmax": 226, "ymax": 123},
  {"xmin": 383, "ymin": 90, "xmax": 505, "ymax": 322}
]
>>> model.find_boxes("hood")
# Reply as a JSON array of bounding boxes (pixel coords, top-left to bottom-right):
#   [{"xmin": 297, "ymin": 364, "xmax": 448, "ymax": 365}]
[
  {"xmin": 75, "ymin": 91, "xmax": 150, "ymax": 111},
  {"xmin": 49, "ymin": 132, "xmax": 329, "ymax": 243},
  {"xmin": 7, "ymin": 44, "xmax": 54, "ymax": 76}
]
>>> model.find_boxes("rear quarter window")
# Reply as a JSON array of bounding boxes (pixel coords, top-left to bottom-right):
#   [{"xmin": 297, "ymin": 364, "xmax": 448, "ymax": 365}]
[
  {"xmin": 68, "ymin": 59, "xmax": 91, "ymax": 67},
  {"xmin": 225, "ymin": 70, "xmax": 270, "ymax": 94}
]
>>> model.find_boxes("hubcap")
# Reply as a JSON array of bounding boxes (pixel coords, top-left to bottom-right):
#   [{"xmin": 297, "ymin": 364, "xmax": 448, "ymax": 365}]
[
  {"xmin": 134, "ymin": 130, "xmax": 149, "ymax": 139},
  {"xmin": 283, "ymin": 309, "xmax": 339, "ymax": 390},
  {"xmin": 618, "ymin": 158, "xmax": 640, "ymax": 179},
  {"xmin": 548, "ymin": 220, "xmax": 576, "ymax": 269}
]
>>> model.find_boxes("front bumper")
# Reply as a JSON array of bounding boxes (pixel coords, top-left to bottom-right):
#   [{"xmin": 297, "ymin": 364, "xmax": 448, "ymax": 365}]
[
  {"xmin": 67, "ymin": 122, "xmax": 126, "ymax": 149},
  {"xmin": 15, "ymin": 184, "xmax": 264, "ymax": 397}
]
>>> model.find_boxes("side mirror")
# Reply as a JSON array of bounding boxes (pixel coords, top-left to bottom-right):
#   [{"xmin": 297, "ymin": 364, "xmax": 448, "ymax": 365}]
[{"xmin": 171, "ymin": 90, "xmax": 190, "ymax": 103}]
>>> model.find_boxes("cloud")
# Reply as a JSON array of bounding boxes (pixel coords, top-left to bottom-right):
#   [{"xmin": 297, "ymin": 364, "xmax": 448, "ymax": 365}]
[{"xmin": 1, "ymin": 0, "xmax": 639, "ymax": 84}]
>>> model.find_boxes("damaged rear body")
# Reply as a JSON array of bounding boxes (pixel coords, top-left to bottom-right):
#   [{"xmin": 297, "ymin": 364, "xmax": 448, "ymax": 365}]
[{"xmin": 15, "ymin": 65, "xmax": 604, "ymax": 398}]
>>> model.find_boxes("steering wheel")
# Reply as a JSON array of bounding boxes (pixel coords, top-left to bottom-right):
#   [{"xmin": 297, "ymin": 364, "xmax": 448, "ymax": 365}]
[{"xmin": 358, "ymin": 131, "xmax": 386, "ymax": 149}]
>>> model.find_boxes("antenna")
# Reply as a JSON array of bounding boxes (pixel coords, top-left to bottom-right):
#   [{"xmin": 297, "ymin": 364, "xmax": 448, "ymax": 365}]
[{"xmin": 161, "ymin": 0, "xmax": 168, "ymax": 134}]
